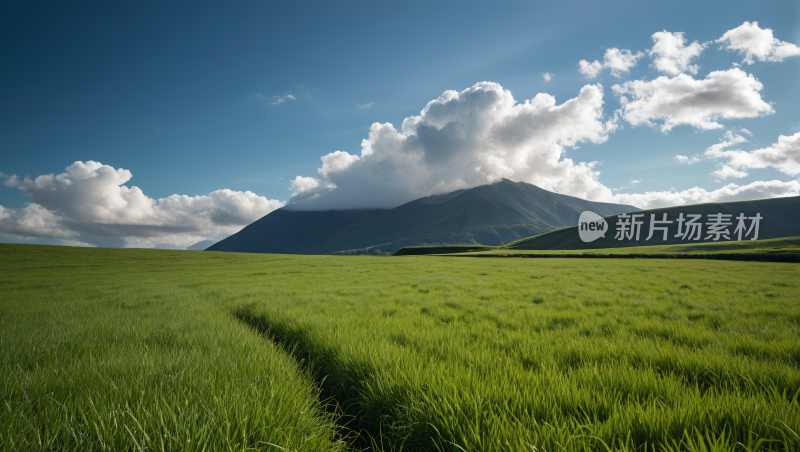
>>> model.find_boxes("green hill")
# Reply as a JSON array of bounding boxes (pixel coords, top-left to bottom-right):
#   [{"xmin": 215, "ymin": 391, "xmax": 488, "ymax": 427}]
[
  {"xmin": 394, "ymin": 195, "xmax": 800, "ymax": 257},
  {"xmin": 447, "ymin": 236, "xmax": 800, "ymax": 261},
  {"xmin": 395, "ymin": 236, "xmax": 800, "ymax": 257},
  {"xmin": 504, "ymin": 195, "xmax": 800, "ymax": 251},
  {"xmin": 207, "ymin": 179, "xmax": 638, "ymax": 255}
]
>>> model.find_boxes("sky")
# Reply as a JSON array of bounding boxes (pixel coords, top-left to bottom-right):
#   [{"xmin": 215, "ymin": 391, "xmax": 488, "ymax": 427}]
[{"xmin": 1, "ymin": 0, "xmax": 799, "ymax": 249}]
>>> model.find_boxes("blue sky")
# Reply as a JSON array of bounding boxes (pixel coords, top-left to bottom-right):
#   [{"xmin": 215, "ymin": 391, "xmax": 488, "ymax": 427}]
[{"xmin": 1, "ymin": 0, "xmax": 799, "ymax": 248}]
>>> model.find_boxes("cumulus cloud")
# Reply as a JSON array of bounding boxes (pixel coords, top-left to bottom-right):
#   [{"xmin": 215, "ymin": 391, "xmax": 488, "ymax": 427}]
[
  {"xmin": 290, "ymin": 175, "xmax": 325, "ymax": 198},
  {"xmin": 542, "ymin": 72, "xmax": 553, "ymax": 82},
  {"xmin": 675, "ymin": 154, "xmax": 701, "ymax": 165},
  {"xmin": 287, "ymin": 81, "xmax": 619, "ymax": 210},
  {"xmin": 629, "ymin": 179, "xmax": 642, "ymax": 185},
  {"xmin": 357, "ymin": 102, "xmax": 375, "ymax": 109},
  {"xmin": 578, "ymin": 60, "xmax": 603, "ymax": 78},
  {"xmin": 612, "ymin": 68, "xmax": 773, "ymax": 131},
  {"xmin": 649, "ymin": 31, "xmax": 706, "ymax": 75},
  {"xmin": 704, "ymin": 129, "xmax": 750, "ymax": 155},
  {"xmin": 706, "ymin": 132, "xmax": 800, "ymax": 180},
  {"xmin": 0, "ymin": 161, "xmax": 284, "ymax": 248},
  {"xmin": 579, "ymin": 48, "xmax": 644, "ymax": 78},
  {"xmin": 317, "ymin": 150, "xmax": 361, "ymax": 178},
  {"xmin": 717, "ymin": 21, "xmax": 800, "ymax": 64},
  {"xmin": 612, "ymin": 179, "xmax": 800, "ymax": 210},
  {"xmin": 0, "ymin": 203, "xmax": 76, "ymax": 239},
  {"xmin": 710, "ymin": 165, "xmax": 748, "ymax": 181}
]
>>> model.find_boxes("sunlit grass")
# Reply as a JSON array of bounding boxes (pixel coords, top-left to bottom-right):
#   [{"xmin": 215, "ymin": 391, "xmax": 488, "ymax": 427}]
[
  {"xmin": 0, "ymin": 244, "xmax": 345, "ymax": 452},
  {"xmin": 235, "ymin": 254, "xmax": 800, "ymax": 451},
  {"xmin": 1, "ymin": 243, "xmax": 799, "ymax": 451}
]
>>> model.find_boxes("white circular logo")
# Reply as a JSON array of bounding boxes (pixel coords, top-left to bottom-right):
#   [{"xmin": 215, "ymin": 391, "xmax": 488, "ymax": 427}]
[{"xmin": 578, "ymin": 211, "xmax": 608, "ymax": 243}]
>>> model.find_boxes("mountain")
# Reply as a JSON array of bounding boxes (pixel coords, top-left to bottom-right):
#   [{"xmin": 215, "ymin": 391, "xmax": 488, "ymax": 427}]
[
  {"xmin": 503, "ymin": 195, "xmax": 800, "ymax": 251},
  {"xmin": 206, "ymin": 179, "xmax": 639, "ymax": 255},
  {"xmin": 187, "ymin": 239, "xmax": 219, "ymax": 250}
]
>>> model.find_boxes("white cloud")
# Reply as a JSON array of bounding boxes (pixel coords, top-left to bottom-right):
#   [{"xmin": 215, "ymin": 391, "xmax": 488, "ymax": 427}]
[
  {"xmin": 287, "ymin": 81, "xmax": 618, "ymax": 210},
  {"xmin": 253, "ymin": 92, "xmax": 297, "ymax": 105},
  {"xmin": 649, "ymin": 31, "xmax": 706, "ymax": 76},
  {"xmin": 612, "ymin": 179, "xmax": 800, "ymax": 210},
  {"xmin": 705, "ymin": 129, "xmax": 750, "ymax": 156},
  {"xmin": 579, "ymin": 48, "xmax": 644, "ymax": 78},
  {"xmin": 317, "ymin": 150, "xmax": 360, "ymax": 178},
  {"xmin": 0, "ymin": 203, "xmax": 76, "ymax": 239},
  {"xmin": 290, "ymin": 175, "xmax": 324, "ymax": 198},
  {"xmin": 0, "ymin": 161, "xmax": 284, "ymax": 248},
  {"xmin": 706, "ymin": 132, "xmax": 800, "ymax": 179},
  {"xmin": 578, "ymin": 60, "xmax": 604, "ymax": 78},
  {"xmin": 717, "ymin": 21, "xmax": 800, "ymax": 65},
  {"xmin": 542, "ymin": 72, "xmax": 553, "ymax": 82},
  {"xmin": 711, "ymin": 165, "xmax": 749, "ymax": 181},
  {"xmin": 612, "ymin": 68, "xmax": 773, "ymax": 131},
  {"xmin": 271, "ymin": 94, "xmax": 296, "ymax": 105},
  {"xmin": 675, "ymin": 155, "xmax": 701, "ymax": 164},
  {"xmin": 61, "ymin": 239, "xmax": 96, "ymax": 247},
  {"xmin": 673, "ymin": 129, "xmax": 800, "ymax": 182},
  {"xmin": 357, "ymin": 102, "xmax": 375, "ymax": 109},
  {"xmin": 287, "ymin": 80, "xmax": 797, "ymax": 213},
  {"xmin": 603, "ymin": 48, "xmax": 645, "ymax": 77},
  {"xmin": 614, "ymin": 179, "xmax": 642, "ymax": 191}
]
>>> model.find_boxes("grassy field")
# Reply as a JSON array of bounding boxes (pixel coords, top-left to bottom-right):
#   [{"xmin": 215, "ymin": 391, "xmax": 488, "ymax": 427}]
[
  {"xmin": 2, "ymin": 244, "xmax": 799, "ymax": 451},
  {"xmin": 0, "ymin": 245, "xmax": 346, "ymax": 452}
]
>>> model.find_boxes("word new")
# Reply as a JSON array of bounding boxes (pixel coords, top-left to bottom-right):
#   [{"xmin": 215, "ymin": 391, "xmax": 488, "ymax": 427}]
[
  {"xmin": 614, "ymin": 212, "xmax": 762, "ymax": 242},
  {"xmin": 578, "ymin": 211, "xmax": 609, "ymax": 242}
]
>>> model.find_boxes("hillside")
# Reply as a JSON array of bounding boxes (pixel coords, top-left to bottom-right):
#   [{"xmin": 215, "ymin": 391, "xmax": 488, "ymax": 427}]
[
  {"xmin": 207, "ymin": 179, "xmax": 639, "ymax": 254},
  {"xmin": 504, "ymin": 195, "xmax": 800, "ymax": 251}
]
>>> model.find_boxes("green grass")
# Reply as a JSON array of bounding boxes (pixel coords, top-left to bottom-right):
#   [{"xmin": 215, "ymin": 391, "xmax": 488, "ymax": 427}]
[
  {"xmin": 0, "ymin": 244, "xmax": 346, "ymax": 452},
  {"xmin": 2, "ymin": 243, "xmax": 800, "ymax": 451}
]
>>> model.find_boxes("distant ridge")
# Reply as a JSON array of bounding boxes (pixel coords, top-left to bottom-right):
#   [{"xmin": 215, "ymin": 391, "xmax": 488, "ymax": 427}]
[
  {"xmin": 206, "ymin": 179, "xmax": 639, "ymax": 255},
  {"xmin": 504, "ymin": 195, "xmax": 800, "ymax": 251}
]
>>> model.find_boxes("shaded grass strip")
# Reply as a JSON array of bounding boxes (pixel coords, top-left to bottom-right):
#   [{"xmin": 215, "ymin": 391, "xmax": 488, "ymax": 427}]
[{"xmin": 233, "ymin": 304, "xmax": 402, "ymax": 452}]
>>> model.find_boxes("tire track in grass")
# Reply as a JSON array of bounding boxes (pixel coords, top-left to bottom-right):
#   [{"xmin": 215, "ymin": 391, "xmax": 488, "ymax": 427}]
[
  {"xmin": 233, "ymin": 304, "xmax": 402, "ymax": 452},
  {"xmin": 229, "ymin": 257, "xmax": 800, "ymax": 452}
]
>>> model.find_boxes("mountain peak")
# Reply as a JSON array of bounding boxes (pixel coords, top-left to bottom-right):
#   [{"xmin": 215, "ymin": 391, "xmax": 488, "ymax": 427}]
[{"xmin": 207, "ymin": 181, "xmax": 639, "ymax": 254}]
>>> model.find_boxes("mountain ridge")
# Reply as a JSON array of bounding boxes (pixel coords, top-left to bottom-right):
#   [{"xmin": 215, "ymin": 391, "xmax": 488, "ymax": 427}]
[{"xmin": 206, "ymin": 179, "xmax": 639, "ymax": 254}]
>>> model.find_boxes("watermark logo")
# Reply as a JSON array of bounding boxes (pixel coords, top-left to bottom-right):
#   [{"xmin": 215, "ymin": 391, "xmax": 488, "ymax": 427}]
[
  {"xmin": 576, "ymin": 211, "xmax": 763, "ymax": 243},
  {"xmin": 578, "ymin": 211, "xmax": 608, "ymax": 243}
]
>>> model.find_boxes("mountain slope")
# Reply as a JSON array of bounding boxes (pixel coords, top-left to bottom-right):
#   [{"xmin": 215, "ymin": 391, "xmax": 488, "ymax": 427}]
[
  {"xmin": 504, "ymin": 195, "xmax": 800, "ymax": 251},
  {"xmin": 207, "ymin": 179, "xmax": 639, "ymax": 254}
]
